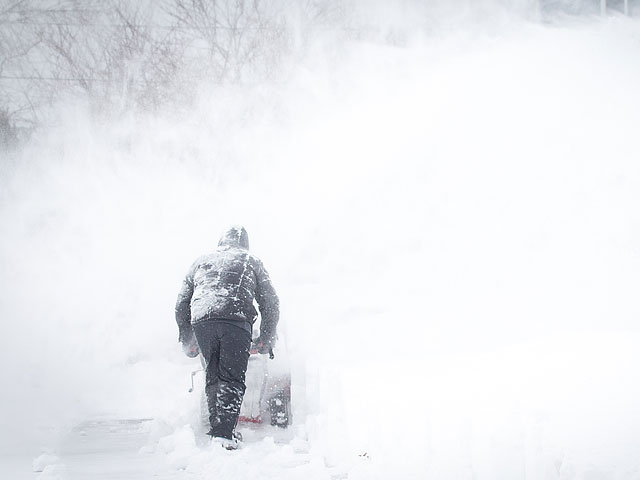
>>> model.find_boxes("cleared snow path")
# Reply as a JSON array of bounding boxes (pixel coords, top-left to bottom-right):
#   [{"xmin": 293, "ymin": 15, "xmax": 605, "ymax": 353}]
[
  {"xmin": 48, "ymin": 418, "xmax": 186, "ymax": 480},
  {"xmin": 35, "ymin": 418, "xmax": 338, "ymax": 480}
]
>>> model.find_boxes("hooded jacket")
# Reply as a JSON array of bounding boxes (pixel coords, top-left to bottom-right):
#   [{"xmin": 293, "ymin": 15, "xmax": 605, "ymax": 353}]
[{"xmin": 175, "ymin": 226, "xmax": 279, "ymax": 344}]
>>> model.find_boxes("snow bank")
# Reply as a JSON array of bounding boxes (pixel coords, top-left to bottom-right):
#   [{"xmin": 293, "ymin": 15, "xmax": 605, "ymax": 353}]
[
  {"xmin": 32, "ymin": 453, "xmax": 62, "ymax": 473},
  {"xmin": 33, "ymin": 452, "xmax": 67, "ymax": 479},
  {"xmin": 156, "ymin": 425, "xmax": 200, "ymax": 470},
  {"xmin": 37, "ymin": 464, "xmax": 67, "ymax": 480},
  {"xmin": 151, "ymin": 423, "xmax": 335, "ymax": 480}
]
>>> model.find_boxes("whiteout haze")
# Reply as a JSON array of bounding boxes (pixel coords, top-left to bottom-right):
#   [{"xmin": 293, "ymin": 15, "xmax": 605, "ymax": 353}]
[{"xmin": 1, "ymin": 1, "xmax": 640, "ymax": 479}]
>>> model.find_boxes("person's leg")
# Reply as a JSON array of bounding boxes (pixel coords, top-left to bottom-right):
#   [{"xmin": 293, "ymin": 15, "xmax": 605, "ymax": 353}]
[
  {"xmin": 193, "ymin": 322, "xmax": 222, "ymax": 434},
  {"xmin": 210, "ymin": 323, "xmax": 251, "ymax": 439}
]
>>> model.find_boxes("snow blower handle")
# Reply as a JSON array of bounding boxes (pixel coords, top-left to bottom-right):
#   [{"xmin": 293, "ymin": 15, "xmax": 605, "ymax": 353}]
[
  {"xmin": 252, "ymin": 337, "xmax": 275, "ymax": 359},
  {"xmin": 188, "ymin": 368, "xmax": 203, "ymax": 392}
]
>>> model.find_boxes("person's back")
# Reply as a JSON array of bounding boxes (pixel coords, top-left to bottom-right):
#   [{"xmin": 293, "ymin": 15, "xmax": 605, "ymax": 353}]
[
  {"xmin": 176, "ymin": 226, "xmax": 279, "ymax": 346},
  {"xmin": 175, "ymin": 226, "xmax": 279, "ymax": 448}
]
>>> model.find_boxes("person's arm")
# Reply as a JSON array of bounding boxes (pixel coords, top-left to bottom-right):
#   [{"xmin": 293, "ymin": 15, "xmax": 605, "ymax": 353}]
[
  {"xmin": 254, "ymin": 259, "xmax": 280, "ymax": 347},
  {"xmin": 175, "ymin": 262, "xmax": 197, "ymax": 356}
]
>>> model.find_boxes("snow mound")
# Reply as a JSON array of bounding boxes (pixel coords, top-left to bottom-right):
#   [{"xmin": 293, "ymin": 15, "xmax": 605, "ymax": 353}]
[
  {"xmin": 157, "ymin": 424, "xmax": 199, "ymax": 469},
  {"xmin": 38, "ymin": 464, "xmax": 67, "ymax": 480},
  {"xmin": 32, "ymin": 453, "xmax": 62, "ymax": 473},
  {"xmin": 190, "ymin": 437, "xmax": 332, "ymax": 480},
  {"xmin": 154, "ymin": 424, "xmax": 336, "ymax": 479}
]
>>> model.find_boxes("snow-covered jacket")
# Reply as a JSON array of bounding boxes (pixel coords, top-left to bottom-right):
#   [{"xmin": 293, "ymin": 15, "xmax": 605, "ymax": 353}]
[{"xmin": 175, "ymin": 226, "xmax": 279, "ymax": 345}]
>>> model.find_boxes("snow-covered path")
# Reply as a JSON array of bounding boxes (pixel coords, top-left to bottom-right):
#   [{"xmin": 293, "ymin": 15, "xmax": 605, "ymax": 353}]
[
  {"xmin": 31, "ymin": 417, "xmax": 342, "ymax": 480},
  {"xmin": 53, "ymin": 419, "xmax": 180, "ymax": 480},
  {"xmin": 31, "ymin": 419, "xmax": 184, "ymax": 480}
]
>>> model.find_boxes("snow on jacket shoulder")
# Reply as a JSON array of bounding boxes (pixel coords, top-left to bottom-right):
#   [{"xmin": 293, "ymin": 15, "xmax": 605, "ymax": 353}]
[{"xmin": 175, "ymin": 227, "xmax": 279, "ymax": 343}]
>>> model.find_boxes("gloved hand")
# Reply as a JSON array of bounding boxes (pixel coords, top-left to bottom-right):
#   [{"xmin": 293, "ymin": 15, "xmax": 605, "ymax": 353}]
[
  {"xmin": 182, "ymin": 339, "xmax": 200, "ymax": 358},
  {"xmin": 252, "ymin": 337, "xmax": 271, "ymax": 355}
]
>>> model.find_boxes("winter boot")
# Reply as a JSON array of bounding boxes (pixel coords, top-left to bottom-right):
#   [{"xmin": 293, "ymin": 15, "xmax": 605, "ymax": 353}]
[{"xmin": 211, "ymin": 431, "xmax": 243, "ymax": 451}]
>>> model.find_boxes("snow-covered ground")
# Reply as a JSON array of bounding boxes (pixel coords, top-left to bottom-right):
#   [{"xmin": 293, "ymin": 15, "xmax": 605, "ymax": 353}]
[{"xmin": 2, "ymin": 6, "xmax": 640, "ymax": 480}]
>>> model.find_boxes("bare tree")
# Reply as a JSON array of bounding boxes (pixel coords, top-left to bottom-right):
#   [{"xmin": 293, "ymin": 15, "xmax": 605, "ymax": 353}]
[
  {"xmin": 37, "ymin": 0, "xmax": 189, "ymax": 115},
  {"xmin": 165, "ymin": 0, "xmax": 290, "ymax": 83},
  {"xmin": 0, "ymin": 0, "xmax": 342, "ymax": 145},
  {"xmin": 0, "ymin": 2, "xmax": 41, "ymax": 75},
  {"xmin": 0, "ymin": 0, "xmax": 49, "ymax": 144}
]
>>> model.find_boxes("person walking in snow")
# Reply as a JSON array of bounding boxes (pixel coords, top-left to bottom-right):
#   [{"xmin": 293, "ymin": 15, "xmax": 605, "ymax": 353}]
[{"xmin": 175, "ymin": 226, "xmax": 279, "ymax": 449}]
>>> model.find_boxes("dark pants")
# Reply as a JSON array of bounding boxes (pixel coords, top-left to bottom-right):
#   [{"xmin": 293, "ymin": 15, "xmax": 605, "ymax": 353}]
[{"xmin": 193, "ymin": 321, "xmax": 251, "ymax": 439}]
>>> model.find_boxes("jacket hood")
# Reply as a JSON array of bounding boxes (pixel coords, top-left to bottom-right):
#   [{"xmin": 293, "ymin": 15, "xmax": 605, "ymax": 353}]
[{"xmin": 218, "ymin": 225, "xmax": 250, "ymax": 250}]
